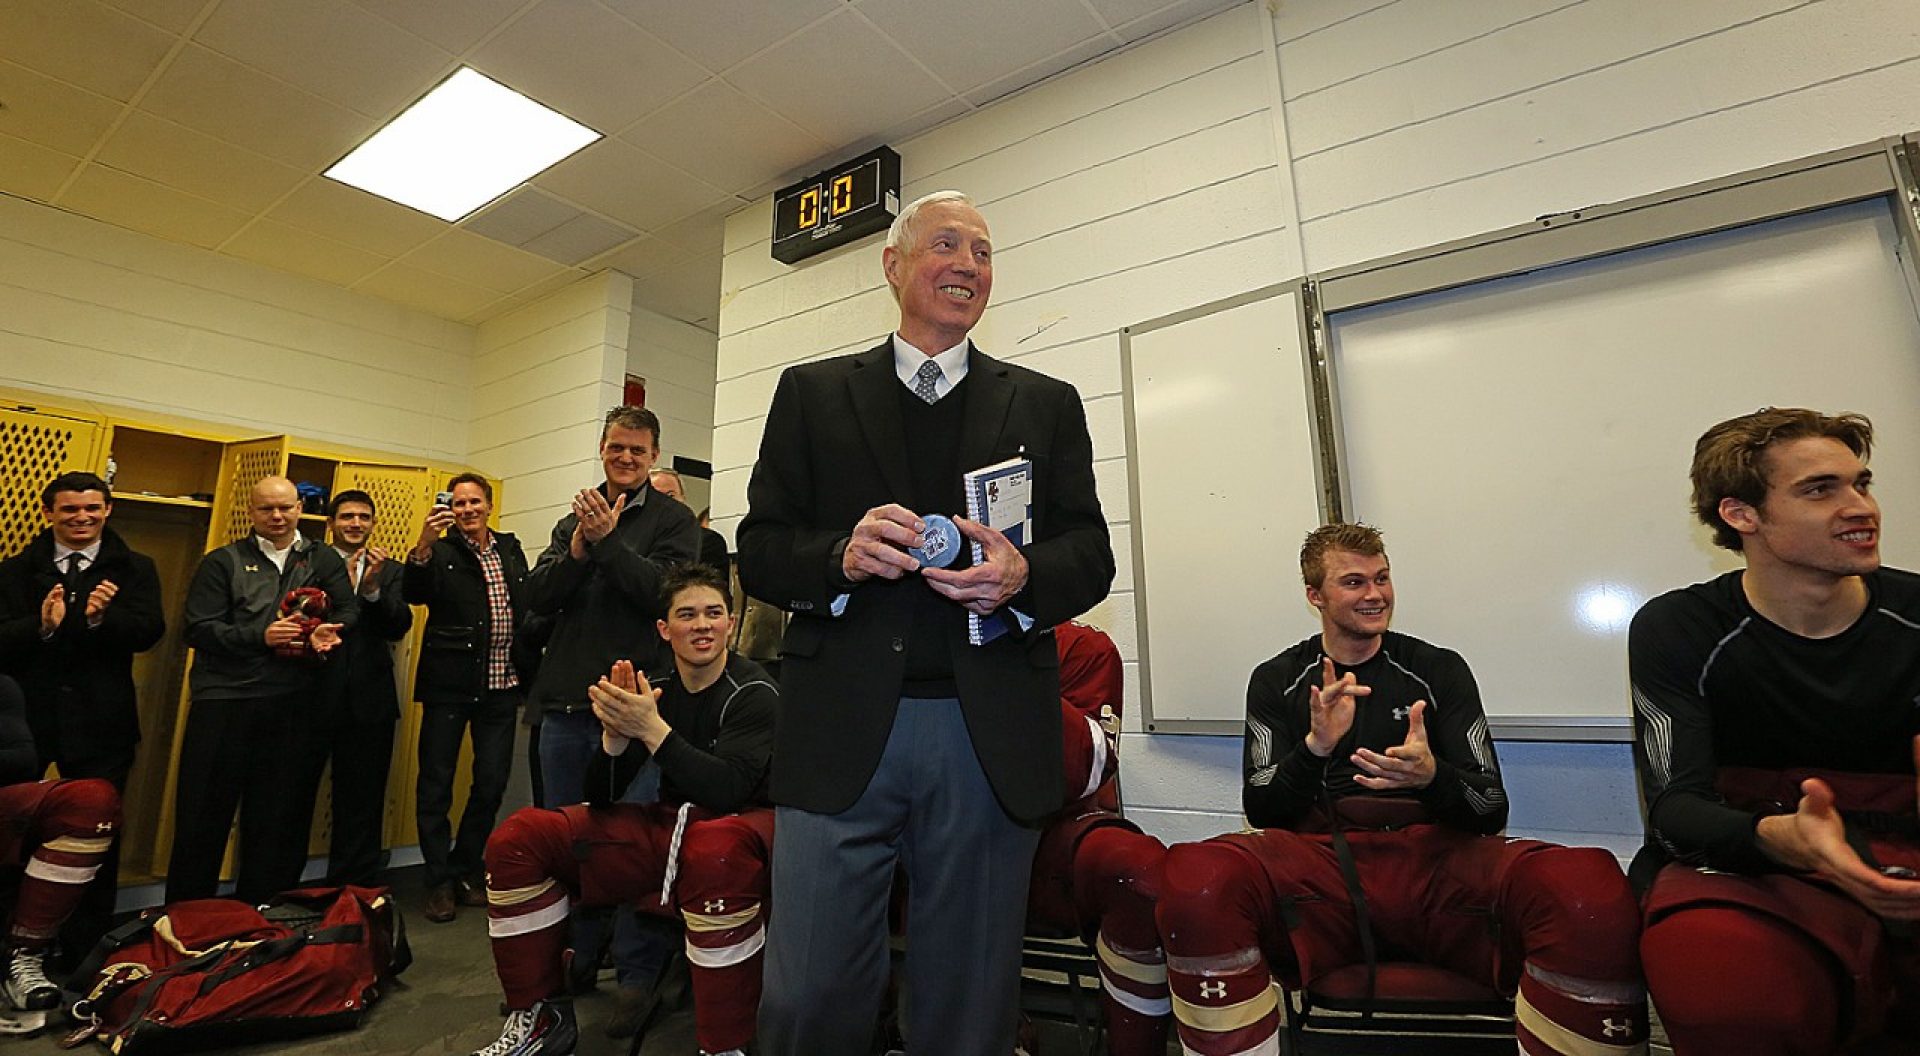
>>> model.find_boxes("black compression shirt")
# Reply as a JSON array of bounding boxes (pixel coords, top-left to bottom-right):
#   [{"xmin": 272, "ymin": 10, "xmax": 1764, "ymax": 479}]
[
  {"xmin": 1243, "ymin": 630, "xmax": 1508, "ymax": 834},
  {"xmin": 1629, "ymin": 567, "xmax": 1920, "ymax": 874}
]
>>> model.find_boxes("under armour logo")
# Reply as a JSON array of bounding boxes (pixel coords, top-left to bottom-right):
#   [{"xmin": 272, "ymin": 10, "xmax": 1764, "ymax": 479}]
[
  {"xmin": 94, "ymin": 822, "xmax": 114, "ymax": 833},
  {"xmin": 244, "ymin": 565, "xmax": 261, "ymax": 573},
  {"xmin": 1601, "ymin": 1018, "xmax": 1634, "ymax": 1038},
  {"xmin": 1198, "ymin": 980, "xmax": 1227, "ymax": 1000},
  {"xmin": 1391, "ymin": 706, "xmax": 1411, "ymax": 721},
  {"xmin": 704, "ymin": 899, "xmax": 726, "ymax": 914}
]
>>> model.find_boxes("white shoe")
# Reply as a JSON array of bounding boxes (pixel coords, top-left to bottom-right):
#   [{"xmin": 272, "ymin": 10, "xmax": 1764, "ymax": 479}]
[{"xmin": 2, "ymin": 948, "xmax": 58, "ymax": 1012}]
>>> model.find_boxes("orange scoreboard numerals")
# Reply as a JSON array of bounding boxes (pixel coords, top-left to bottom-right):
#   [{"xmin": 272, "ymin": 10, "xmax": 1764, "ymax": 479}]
[
  {"xmin": 829, "ymin": 174, "xmax": 855, "ymax": 218},
  {"xmin": 797, "ymin": 186, "xmax": 821, "ymax": 230}
]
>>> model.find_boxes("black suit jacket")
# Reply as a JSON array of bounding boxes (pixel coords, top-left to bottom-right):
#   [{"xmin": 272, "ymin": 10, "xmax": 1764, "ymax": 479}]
[
  {"xmin": 738, "ymin": 341, "xmax": 1114, "ymax": 822},
  {"xmin": 0, "ymin": 527, "xmax": 164, "ymax": 770},
  {"xmin": 319, "ymin": 555, "xmax": 412, "ymax": 723}
]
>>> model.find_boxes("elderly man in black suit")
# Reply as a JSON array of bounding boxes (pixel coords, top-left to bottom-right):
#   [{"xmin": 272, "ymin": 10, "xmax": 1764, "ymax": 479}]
[
  {"xmin": 0, "ymin": 471, "xmax": 162, "ymax": 954},
  {"xmin": 740, "ymin": 189, "xmax": 1114, "ymax": 1056}
]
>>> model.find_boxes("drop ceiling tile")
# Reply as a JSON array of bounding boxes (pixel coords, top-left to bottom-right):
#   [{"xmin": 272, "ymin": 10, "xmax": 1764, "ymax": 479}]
[
  {"xmin": 961, "ymin": 35, "xmax": 1112, "ymax": 108},
  {"xmin": 1109, "ymin": 0, "xmax": 1238, "ymax": 43},
  {"xmin": 0, "ymin": 60, "xmax": 126, "ymax": 156},
  {"xmin": 268, "ymin": 177, "xmax": 448, "ymax": 257},
  {"xmin": 856, "ymin": 0, "xmax": 1103, "ymax": 95},
  {"xmin": 651, "ymin": 202, "xmax": 732, "ymax": 257},
  {"xmin": 630, "ymin": 251, "xmax": 721, "ymax": 328},
  {"xmin": 726, "ymin": 10, "xmax": 950, "ymax": 147},
  {"xmin": 597, "ymin": 0, "xmax": 838, "ymax": 72},
  {"xmin": 95, "ymin": 110, "xmax": 307, "ymax": 213},
  {"xmin": 620, "ymin": 80, "xmax": 828, "ymax": 196},
  {"xmin": 196, "ymin": 0, "xmax": 452, "ymax": 118},
  {"xmin": 522, "ymin": 213, "xmax": 640, "ymax": 266},
  {"xmin": 535, "ymin": 138, "xmax": 730, "ymax": 233},
  {"xmin": 221, "ymin": 217, "xmax": 388, "ymax": 287},
  {"xmin": 1083, "ymin": 0, "xmax": 1183, "ymax": 26},
  {"xmin": 596, "ymin": 236, "xmax": 682, "ymax": 278},
  {"xmin": 139, "ymin": 44, "xmax": 373, "ymax": 169},
  {"xmin": 0, "ymin": 132, "xmax": 81, "ymax": 203},
  {"xmin": 470, "ymin": 0, "xmax": 707, "ymax": 134},
  {"xmin": 60, "ymin": 164, "xmax": 251, "ymax": 249},
  {"xmin": 463, "ymin": 187, "xmax": 584, "ymax": 246},
  {"xmin": 398, "ymin": 227, "xmax": 576, "ymax": 293},
  {"xmin": 98, "ymin": 0, "xmax": 208, "ymax": 35},
  {"xmin": 0, "ymin": 0, "xmax": 177, "ymax": 103},
  {"xmin": 347, "ymin": 0, "xmax": 526, "ymax": 55},
  {"xmin": 355, "ymin": 261, "xmax": 499, "ymax": 320}
]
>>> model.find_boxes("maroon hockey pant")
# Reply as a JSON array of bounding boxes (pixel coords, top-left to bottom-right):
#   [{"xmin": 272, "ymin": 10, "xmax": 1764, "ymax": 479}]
[
  {"xmin": 1157, "ymin": 825, "xmax": 1647, "ymax": 1055},
  {"xmin": 482, "ymin": 802, "xmax": 773, "ymax": 1054}
]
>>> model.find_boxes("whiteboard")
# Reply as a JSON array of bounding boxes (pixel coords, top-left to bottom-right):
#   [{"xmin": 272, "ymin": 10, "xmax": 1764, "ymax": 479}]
[
  {"xmin": 1125, "ymin": 288, "xmax": 1325, "ymax": 731},
  {"xmin": 1328, "ymin": 200, "xmax": 1920, "ymax": 733}
]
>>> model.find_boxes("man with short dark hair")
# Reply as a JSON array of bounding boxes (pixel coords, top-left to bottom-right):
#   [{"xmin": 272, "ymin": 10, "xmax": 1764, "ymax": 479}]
[
  {"xmin": 521, "ymin": 407, "xmax": 699, "ymax": 1022},
  {"xmin": 470, "ymin": 564, "xmax": 776, "ymax": 1056},
  {"xmin": 1156, "ymin": 523, "xmax": 1647, "ymax": 1056},
  {"xmin": 306, "ymin": 489, "xmax": 412, "ymax": 886},
  {"xmin": 1633, "ymin": 407, "xmax": 1920, "ymax": 1053},
  {"xmin": 0, "ymin": 471, "xmax": 161, "ymax": 954},
  {"xmin": 406, "ymin": 473, "xmax": 528, "ymax": 923}
]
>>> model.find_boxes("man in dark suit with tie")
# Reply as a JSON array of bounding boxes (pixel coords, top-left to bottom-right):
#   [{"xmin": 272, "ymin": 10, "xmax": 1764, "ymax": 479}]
[
  {"xmin": 0, "ymin": 471, "xmax": 163, "ymax": 954},
  {"xmin": 305, "ymin": 489, "xmax": 413, "ymax": 886},
  {"xmin": 740, "ymin": 190, "xmax": 1114, "ymax": 1056}
]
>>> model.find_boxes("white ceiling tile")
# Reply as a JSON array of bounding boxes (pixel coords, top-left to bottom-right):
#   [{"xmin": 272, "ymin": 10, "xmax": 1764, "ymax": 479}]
[
  {"xmin": 535, "ymin": 138, "xmax": 731, "ymax": 233},
  {"xmin": 463, "ymin": 187, "xmax": 585, "ymax": 245},
  {"xmin": 629, "ymin": 250, "xmax": 722, "ymax": 327},
  {"xmin": 522, "ymin": 213, "xmax": 640, "ymax": 265},
  {"xmin": 470, "ymin": 0, "xmax": 709, "ymax": 133},
  {"xmin": 0, "ymin": 132, "xmax": 81, "ymax": 203},
  {"xmin": 0, "ymin": 59, "xmax": 126, "ymax": 156},
  {"xmin": 1108, "ymin": 0, "xmax": 1239, "ymax": 43},
  {"xmin": 138, "ymin": 44, "xmax": 375, "ymax": 169},
  {"xmin": 195, "ymin": 0, "xmax": 453, "ymax": 118},
  {"xmin": 857, "ymin": 0, "xmax": 1104, "ymax": 94},
  {"xmin": 221, "ymin": 217, "xmax": 389, "ymax": 287},
  {"xmin": 267, "ymin": 177, "xmax": 448, "ymax": 257},
  {"xmin": 1083, "ymin": 0, "xmax": 1182, "ymax": 27},
  {"xmin": 355, "ymin": 261, "xmax": 500, "ymax": 320},
  {"xmin": 962, "ymin": 35, "xmax": 1113, "ymax": 107},
  {"xmin": 0, "ymin": 0, "xmax": 177, "ymax": 102},
  {"xmin": 597, "ymin": 236, "xmax": 683, "ymax": 277},
  {"xmin": 97, "ymin": 0, "xmax": 207, "ymax": 35},
  {"xmin": 59, "ymin": 164, "xmax": 251, "ymax": 249},
  {"xmin": 397, "ymin": 228, "xmax": 577, "ymax": 293},
  {"xmin": 94, "ymin": 110, "xmax": 307, "ymax": 213},
  {"xmin": 620, "ymin": 80, "xmax": 829, "ymax": 195},
  {"xmin": 652, "ymin": 202, "xmax": 733, "ymax": 257},
  {"xmin": 597, "ymin": 0, "xmax": 839, "ymax": 72},
  {"xmin": 347, "ymin": 0, "xmax": 527, "ymax": 55},
  {"xmin": 726, "ymin": 10, "xmax": 951, "ymax": 147}
]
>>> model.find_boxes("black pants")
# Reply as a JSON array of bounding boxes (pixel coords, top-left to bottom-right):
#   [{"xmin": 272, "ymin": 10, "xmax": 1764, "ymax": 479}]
[
  {"xmin": 301, "ymin": 705, "xmax": 397, "ymax": 887},
  {"xmin": 165, "ymin": 691, "xmax": 318, "ymax": 904},
  {"xmin": 415, "ymin": 689, "xmax": 519, "ymax": 888}
]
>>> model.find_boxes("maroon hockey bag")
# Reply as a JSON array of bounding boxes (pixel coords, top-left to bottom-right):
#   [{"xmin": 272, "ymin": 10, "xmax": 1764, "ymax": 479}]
[{"xmin": 60, "ymin": 886, "xmax": 409, "ymax": 1053}]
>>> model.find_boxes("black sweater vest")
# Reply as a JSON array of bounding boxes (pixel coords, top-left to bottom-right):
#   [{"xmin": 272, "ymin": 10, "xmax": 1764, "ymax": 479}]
[{"xmin": 898, "ymin": 375, "xmax": 969, "ymax": 697}]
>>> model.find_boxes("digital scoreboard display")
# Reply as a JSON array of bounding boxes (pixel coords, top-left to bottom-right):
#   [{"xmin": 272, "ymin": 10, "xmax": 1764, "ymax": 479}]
[{"xmin": 770, "ymin": 146, "xmax": 900, "ymax": 265}]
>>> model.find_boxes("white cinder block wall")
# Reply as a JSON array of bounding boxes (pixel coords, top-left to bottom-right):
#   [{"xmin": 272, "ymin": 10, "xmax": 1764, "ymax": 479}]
[
  {"xmin": 714, "ymin": 0, "xmax": 1920, "ymax": 851},
  {"xmin": 472, "ymin": 272, "xmax": 632, "ymax": 545},
  {"xmin": 627, "ymin": 302, "xmax": 720, "ymax": 514},
  {"xmin": 0, "ymin": 194, "xmax": 473, "ymax": 461}
]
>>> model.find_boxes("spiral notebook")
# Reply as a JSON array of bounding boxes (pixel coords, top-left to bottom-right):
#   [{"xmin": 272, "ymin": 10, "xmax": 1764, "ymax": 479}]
[{"xmin": 963, "ymin": 456, "xmax": 1033, "ymax": 645}]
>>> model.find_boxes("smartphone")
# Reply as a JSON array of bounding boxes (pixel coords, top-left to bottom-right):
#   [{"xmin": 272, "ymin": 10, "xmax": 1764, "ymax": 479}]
[{"xmin": 435, "ymin": 491, "xmax": 453, "ymax": 508}]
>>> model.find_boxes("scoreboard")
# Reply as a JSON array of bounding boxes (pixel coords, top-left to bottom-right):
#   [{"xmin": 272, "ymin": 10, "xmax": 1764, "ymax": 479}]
[{"xmin": 770, "ymin": 146, "xmax": 901, "ymax": 265}]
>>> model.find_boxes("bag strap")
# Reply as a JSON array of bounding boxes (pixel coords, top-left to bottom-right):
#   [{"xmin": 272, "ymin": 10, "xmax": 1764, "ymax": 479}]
[
  {"xmin": 1320, "ymin": 784, "xmax": 1379, "ymax": 1016},
  {"xmin": 196, "ymin": 924, "xmax": 366, "ymax": 995}
]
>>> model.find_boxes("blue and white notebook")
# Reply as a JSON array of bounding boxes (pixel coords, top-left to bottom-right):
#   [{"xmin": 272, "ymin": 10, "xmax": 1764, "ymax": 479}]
[{"xmin": 963, "ymin": 456, "xmax": 1033, "ymax": 645}]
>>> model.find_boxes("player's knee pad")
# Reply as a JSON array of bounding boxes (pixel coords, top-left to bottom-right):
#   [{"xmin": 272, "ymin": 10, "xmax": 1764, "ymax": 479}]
[
  {"xmin": 678, "ymin": 819, "xmax": 769, "ymax": 898},
  {"xmin": 1642, "ymin": 905, "xmax": 1841, "ymax": 1045},
  {"xmin": 483, "ymin": 807, "xmax": 568, "ymax": 887},
  {"xmin": 1157, "ymin": 841, "xmax": 1263, "ymax": 949},
  {"xmin": 41, "ymin": 778, "xmax": 120, "ymax": 836},
  {"xmin": 1504, "ymin": 846, "xmax": 1641, "ymax": 978}
]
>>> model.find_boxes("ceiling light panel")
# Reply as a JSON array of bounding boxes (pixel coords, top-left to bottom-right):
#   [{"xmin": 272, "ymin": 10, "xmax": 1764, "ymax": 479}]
[{"xmin": 325, "ymin": 67, "xmax": 600, "ymax": 222}]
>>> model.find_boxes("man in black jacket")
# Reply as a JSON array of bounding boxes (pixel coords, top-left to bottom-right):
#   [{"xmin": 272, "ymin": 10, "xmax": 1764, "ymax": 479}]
[
  {"xmin": 306, "ymin": 490, "xmax": 412, "ymax": 887},
  {"xmin": 166, "ymin": 475, "xmax": 355, "ymax": 904},
  {"xmin": 648, "ymin": 468, "xmax": 730, "ymax": 589},
  {"xmin": 470, "ymin": 565, "xmax": 776, "ymax": 1056},
  {"xmin": 404, "ymin": 473, "xmax": 528, "ymax": 923},
  {"xmin": 520, "ymin": 406, "xmax": 698, "ymax": 1011},
  {"xmin": 0, "ymin": 471, "xmax": 161, "ymax": 953}
]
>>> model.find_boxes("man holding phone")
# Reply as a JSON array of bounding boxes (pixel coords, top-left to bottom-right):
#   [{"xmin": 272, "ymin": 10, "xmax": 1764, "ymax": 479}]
[{"xmin": 406, "ymin": 473, "xmax": 529, "ymax": 922}]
